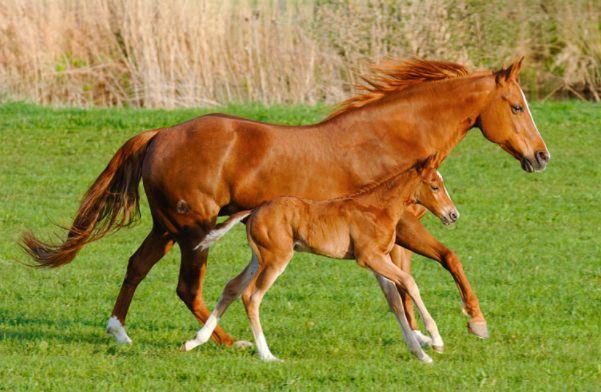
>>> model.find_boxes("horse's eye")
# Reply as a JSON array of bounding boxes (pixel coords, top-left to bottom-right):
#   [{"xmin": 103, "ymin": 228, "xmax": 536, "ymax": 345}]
[
  {"xmin": 511, "ymin": 104, "xmax": 523, "ymax": 114},
  {"xmin": 431, "ymin": 185, "xmax": 439, "ymax": 192}
]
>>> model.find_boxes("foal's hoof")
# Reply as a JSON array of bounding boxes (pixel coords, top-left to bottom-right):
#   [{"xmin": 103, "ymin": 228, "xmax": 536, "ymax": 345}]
[
  {"xmin": 432, "ymin": 345, "xmax": 444, "ymax": 354},
  {"xmin": 468, "ymin": 321, "xmax": 489, "ymax": 339},
  {"xmin": 261, "ymin": 355, "xmax": 283, "ymax": 362},
  {"xmin": 233, "ymin": 340, "xmax": 253, "ymax": 349},
  {"xmin": 414, "ymin": 351, "xmax": 433, "ymax": 364},
  {"xmin": 413, "ymin": 330, "xmax": 433, "ymax": 348}
]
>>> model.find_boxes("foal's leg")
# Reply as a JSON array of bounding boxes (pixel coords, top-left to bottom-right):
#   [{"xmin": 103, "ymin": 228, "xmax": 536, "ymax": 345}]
[
  {"xmin": 107, "ymin": 226, "xmax": 174, "ymax": 344},
  {"xmin": 176, "ymin": 240, "xmax": 237, "ymax": 346},
  {"xmin": 375, "ymin": 274, "xmax": 433, "ymax": 363},
  {"xmin": 242, "ymin": 249, "xmax": 292, "ymax": 362},
  {"xmin": 396, "ymin": 213, "xmax": 488, "ymax": 338},
  {"xmin": 359, "ymin": 254, "xmax": 444, "ymax": 354},
  {"xmin": 182, "ymin": 253, "xmax": 260, "ymax": 351},
  {"xmin": 387, "ymin": 246, "xmax": 431, "ymax": 347}
]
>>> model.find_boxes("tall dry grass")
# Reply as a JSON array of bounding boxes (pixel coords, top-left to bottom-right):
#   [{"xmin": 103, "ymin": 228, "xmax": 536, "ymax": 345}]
[{"xmin": 0, "ymin": 0, "xmax": 598, "ymax": 107}]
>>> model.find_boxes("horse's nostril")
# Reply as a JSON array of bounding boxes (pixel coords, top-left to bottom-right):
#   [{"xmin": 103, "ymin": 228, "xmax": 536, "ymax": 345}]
[
  {"xmin": 536, "ymin": 151, "xmax": 549, "ymax": 164},
  {"xmin": 449, "ymin": 211, "xmax": 458, "ymax": 221}
]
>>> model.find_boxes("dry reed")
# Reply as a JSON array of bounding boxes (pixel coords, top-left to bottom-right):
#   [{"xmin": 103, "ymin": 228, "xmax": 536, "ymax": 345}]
[{"xmin": 0, "ymin": 0, "xmax": 598, "ymax": 107}]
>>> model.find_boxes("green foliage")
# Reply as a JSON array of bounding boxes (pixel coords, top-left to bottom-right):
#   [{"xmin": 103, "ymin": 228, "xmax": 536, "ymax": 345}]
[{"xmin": 0, "ymin": 102, "xmax": 599, "ymax": 390}]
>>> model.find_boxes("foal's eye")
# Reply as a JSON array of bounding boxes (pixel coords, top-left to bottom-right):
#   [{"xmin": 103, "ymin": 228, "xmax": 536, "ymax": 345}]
[
  {"xmin": 511, "ymin": 104, "xmax": 523, "ymax": 114},
  {"xmin": 431, "ymin": 185, "xmax": 440, "ymax": 192}
]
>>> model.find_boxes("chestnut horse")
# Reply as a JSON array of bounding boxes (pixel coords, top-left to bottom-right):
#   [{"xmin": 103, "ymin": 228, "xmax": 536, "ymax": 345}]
[
  {"xmin": 21, "ymin": 58, "xmax": 549, "ymax": 346},
  {"xmin": 183, "ymin": 157, "xmax": 455, "ymax": 363}
]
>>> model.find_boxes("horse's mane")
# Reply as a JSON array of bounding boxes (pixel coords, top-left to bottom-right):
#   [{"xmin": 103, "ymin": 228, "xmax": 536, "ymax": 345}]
[{"xmin": 328, "ymin": 58, "xmax": 472, "ymax": 119}]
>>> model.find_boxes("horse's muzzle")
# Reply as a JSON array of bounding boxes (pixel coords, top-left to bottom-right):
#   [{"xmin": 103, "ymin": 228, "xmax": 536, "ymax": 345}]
[
  {"xmin": 441, "ymin": 209, "xmax": 459, "ymax": 225},
  {"xmin": 521, "ymin": 150, "xmax": 550, "ymax": 173}
]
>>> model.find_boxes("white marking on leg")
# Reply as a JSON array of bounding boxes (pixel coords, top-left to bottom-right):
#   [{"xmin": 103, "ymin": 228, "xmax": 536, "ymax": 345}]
[
  {"xmin": 376, "ymin": 275, "xmax": 432, "ymax": 363},
  {"xmin": 106, "ymin": 316, "xmax": 133, "ymax": 344},
  {"xmin": 413, "ymin": 330, "xmax": 433, "ymax": 348},
  {"xmin": 410, "ymin": 288, "xmax": 444, "ymax": 351},
  {"xmin": 183, "ymin": 253, "xmax": 260, "ymax": 352},
  {"xmin": 254, "ymin": 330, "xmax": 281, "ymax": 362},
  {"xmin": 183, "ymin": 310, "xmax": 221, "ymax": 352}
]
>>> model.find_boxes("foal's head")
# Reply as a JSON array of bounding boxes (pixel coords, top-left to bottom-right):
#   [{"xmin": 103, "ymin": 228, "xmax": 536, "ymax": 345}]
[
  {"xmin": 478, "ymin": 58, "xmax": 550, "ymax": 172},
  {"xmin": 413, "ymin": 156, "xmax": 458, "ymax": 225}
]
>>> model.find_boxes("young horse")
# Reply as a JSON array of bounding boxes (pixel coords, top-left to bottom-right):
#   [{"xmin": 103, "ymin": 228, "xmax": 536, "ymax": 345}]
[
  {"xmin": 182, "ymin": 157, "xmax": 456, "ymax": 363},
  {"xmin": 21, "ymin": 58, "xmax": 549, "ymax": 347}
]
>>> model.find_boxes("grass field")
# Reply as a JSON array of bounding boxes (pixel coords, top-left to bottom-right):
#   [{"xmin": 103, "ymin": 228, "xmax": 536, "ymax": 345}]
[{"xmin": 0, "ymin": 101, "xmax": 599, "ymax": 390}]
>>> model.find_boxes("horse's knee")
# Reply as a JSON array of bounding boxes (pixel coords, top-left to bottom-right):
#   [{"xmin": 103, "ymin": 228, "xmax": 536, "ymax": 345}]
[{"xmin": 441, "ymin": 250, "xmax": 461, "ymax": 271}]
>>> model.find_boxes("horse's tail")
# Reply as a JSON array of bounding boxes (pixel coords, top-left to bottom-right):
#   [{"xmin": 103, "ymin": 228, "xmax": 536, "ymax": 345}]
[
  {"xmin": 194, "ymin": 210, "xmax": 252, "ymax": 251},
  {"xmin": 20, "ymin": 130, "xmax": 160, "ymax": 268}
]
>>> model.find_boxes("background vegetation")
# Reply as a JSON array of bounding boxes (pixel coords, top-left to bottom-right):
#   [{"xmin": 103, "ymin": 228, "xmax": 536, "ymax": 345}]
[
  {"xmin": 0, "ymin": 0, "xmax": 599, "ymax": 107},
  {"xmin": 0, "ymin": 102, "xmax": 599, "ymax": 390}
]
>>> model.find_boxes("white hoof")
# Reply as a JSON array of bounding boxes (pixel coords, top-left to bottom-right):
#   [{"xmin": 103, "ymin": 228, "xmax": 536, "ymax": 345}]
[
  {"xmin": 413, "ymin": 330, "xmax": 432, "ymax": 348},
  {"xmin": 431, "ymin": 335, "xmax": 444, "ymax": 351},
  {"xmin": 233, "ymin": 340, "xmax": 253, "ymax": 348},
  {"xmin": 106, "ymin": 316, "xmax": 132, "ymax": 344},
  {"xmin": 413, "ymin": 350, "xmax": 433, "ymax": 364},
  {"xmin": 181, "ymin": 339, "xmax": 201, "ymax": 352},
  {"xmin": 260, "ymin": 353, "xmax": 283, "ymax": 362}
]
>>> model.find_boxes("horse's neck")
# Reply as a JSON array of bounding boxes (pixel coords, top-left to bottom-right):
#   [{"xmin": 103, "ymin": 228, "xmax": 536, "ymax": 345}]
[{"xmin": 325, "ymin": 74, "xmax": 495, "ymax": 167}]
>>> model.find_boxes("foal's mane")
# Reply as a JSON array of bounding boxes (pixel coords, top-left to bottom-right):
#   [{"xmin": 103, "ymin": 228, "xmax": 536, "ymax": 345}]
[
  {"xmin": 340, "ymin": 161, "xmax": 423, "ymax": 201},
  {"xmin": 328, "ymin": 58, "xmax": 472, "ymax": 119}
]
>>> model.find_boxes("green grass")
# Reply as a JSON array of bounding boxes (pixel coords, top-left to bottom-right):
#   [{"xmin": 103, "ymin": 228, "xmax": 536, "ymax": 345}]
[{"xmin": 0, "ymin": 101, "xmax": 599, "ymax": 391}]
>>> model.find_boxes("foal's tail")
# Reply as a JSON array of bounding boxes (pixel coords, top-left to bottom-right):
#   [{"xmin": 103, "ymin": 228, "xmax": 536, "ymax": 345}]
[
  {"xmin": 20, "ymin": 130, "xmax": 160, "ymax": 268},
  {"xmin": 194, "ymin": 210, "xmax": 252, "ymax": 251}
]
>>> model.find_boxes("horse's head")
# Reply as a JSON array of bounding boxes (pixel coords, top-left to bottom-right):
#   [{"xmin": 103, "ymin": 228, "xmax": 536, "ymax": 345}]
[
  {"xmin": 413, "ymin": 155, "xmax": 459, "ymax": 225},
  {"xmin": 478, "ymin": 58, "xmax": 550, "ymax": 172}
]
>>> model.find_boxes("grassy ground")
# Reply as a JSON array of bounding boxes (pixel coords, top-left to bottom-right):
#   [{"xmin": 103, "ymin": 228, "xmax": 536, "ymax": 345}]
[{"xmin": 0, "ymin": 102, "xmax": 599, "ymax": 390}]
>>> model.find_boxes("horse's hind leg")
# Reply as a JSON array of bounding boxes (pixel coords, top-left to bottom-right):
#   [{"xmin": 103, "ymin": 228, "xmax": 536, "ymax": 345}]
[
  {"xmin": 182, "ymin": 252, "xmax": 259, "ymax": 352},
  {"xmin": 176, "ymin": 241, "xmax": 237, "ymax": 346},
  {"xmin": 107, "ymin": 226, "xmax": 174, "ymax": 344}
]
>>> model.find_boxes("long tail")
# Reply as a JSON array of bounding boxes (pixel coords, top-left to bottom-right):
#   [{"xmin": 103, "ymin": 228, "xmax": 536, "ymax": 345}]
[
  {"xmin": 20, "ymin": 130, "xmax": 160, "ymax": 268},
  {"xmin": 194, "ymin": 210, "xmax": 252, "ymax": 251}
]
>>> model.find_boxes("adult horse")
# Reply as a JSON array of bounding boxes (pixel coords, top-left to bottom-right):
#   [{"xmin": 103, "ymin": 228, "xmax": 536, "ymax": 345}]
[{"xmin": 22, "ymin": 58, "xmax": 549, "ymax": 347}]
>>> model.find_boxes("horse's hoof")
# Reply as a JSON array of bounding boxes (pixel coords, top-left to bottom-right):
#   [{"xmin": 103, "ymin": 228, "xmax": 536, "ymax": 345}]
[
  {"xmin": 181, "ymin": 340, "xmax": 198, "ymax": 352},
  {"xmin": 468, "ymin": 321, "xmax": 489, "ymax": 339},
  {"xmin": 106, "ymin": 316, "xmax": 133, "ymax": 344},
  {"xmin": 233, "ymin": 340, "xmax": 253, "ymax": 349},
  {"xmin": 432, "ymin": 345, "xmax": 444, "ymax": 353}
]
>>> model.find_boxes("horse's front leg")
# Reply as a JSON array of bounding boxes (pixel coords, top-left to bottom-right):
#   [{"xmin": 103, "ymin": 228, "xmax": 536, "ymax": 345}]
[{"xmin": 395, "ymin": 212, "xmax": 488, "ymax": 339}]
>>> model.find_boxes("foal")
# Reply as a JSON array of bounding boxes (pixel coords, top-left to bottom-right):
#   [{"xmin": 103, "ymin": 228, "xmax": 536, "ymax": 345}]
[{"xmin": 183, "ymin": 157, "xmax": 458, "ymax": 363}]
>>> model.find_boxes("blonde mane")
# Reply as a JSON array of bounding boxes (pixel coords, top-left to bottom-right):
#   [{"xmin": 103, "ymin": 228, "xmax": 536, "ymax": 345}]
[{"xmin": 328, "ymin": 58, "xmax": 472, "ymax": 119}]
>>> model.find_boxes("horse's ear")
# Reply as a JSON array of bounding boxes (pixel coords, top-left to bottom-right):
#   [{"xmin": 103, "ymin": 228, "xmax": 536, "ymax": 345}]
[
  {"xmin": 495, "ymin": 57, "xmax": 524, "ymax": 84},
  {"xmin": 508, "ymin": 57, "xmax": 524, "ymax": 80}
]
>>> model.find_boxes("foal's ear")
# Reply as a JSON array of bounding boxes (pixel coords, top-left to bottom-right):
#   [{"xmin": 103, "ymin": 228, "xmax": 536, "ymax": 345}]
[
  {"xmin": 414, "ymin": 153, "xmax": 439, "ymax": 173},
  {"xmin": 495, "ymin": 57, "xmax": 524, "ymax": 84}
]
